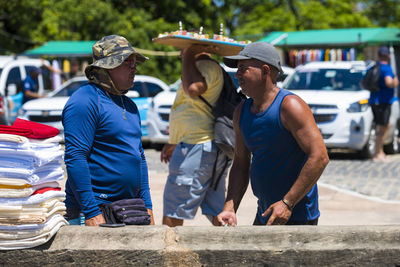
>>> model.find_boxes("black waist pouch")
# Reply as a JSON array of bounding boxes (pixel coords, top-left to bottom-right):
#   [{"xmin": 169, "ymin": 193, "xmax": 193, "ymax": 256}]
[{"xmin": 100, "ymin": 198, "xmax": 151, "ymax": 225}]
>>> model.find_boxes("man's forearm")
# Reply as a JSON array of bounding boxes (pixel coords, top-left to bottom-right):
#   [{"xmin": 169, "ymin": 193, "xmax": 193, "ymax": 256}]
[
  {"xmin": 283, "ymin": 153, "xmax": 329, "ymax": 207},
  {"xmin": 224, "ymin": 166, "xmax": 250, "ymax": 212},
  {"xmin": 181, "ymin": 48, "xmax": 206, "ymax": 97}
]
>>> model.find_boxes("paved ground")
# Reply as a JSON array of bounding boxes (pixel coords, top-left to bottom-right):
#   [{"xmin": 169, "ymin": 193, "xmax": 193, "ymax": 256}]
[
  {"xmin": 144, "ymin": 148, "xmax": 400, "ymax": 226},
  {"xmin": 319, "ymin": 151, "xmax": 400, "ymax": 201}
]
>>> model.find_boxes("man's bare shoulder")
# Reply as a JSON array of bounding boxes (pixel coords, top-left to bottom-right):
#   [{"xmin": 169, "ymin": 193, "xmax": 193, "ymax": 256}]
[
  {"xmin": 282, "ymin": 94, "xmax": 311, "ymax": 113},
  {"xmin": 281, "ymin": 94, "xmax": 315, "ymax": 130}
]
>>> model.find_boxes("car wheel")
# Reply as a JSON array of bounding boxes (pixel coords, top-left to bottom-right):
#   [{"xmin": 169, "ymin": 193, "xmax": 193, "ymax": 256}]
[
  {"xmin": 384, "ymin": 126, "xmax": 399, "ymax": 154},
  {"xmin": 359, "ymin": 126, "xmax": 376, "ymax": 159}
]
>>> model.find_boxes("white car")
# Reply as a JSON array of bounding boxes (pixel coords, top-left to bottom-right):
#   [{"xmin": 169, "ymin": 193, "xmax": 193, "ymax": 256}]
[
  {"xmin": 146, "ymin": 65, "xmax": 240, "ymax": 147},
  {"xmin": 277, "ymin": 66, "xmax": 295, "ymax": 88},
  {"xmin": 19, "ymin": 75, "xmax": 170, "ymax": 141},
  {"xmin": 282, "ymin": 61, "xmax": 399, "ymax": 158},
  {"xmin": 0, "ymin": 56, "xmax": 51, "ymax": 124}
]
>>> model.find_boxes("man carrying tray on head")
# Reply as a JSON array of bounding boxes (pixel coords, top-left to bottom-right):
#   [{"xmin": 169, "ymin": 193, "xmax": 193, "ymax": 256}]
[{"xmin": 160, "ymin": 44, "xmax": 230, "ymax": 227}]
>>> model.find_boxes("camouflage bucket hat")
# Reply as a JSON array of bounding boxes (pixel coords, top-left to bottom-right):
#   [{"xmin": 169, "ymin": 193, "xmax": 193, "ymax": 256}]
[{"xmin": 87, "ymin": 35, "xmax": 148, "ymax": 70}]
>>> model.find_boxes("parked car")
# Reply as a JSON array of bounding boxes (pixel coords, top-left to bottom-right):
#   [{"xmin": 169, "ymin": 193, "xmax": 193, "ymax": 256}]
[
  {"xmin": 146, "ymin": 65, "xmax": 240, "ymax": 147},
  {"xmin": 282, "ymin": 61, "xmax": 400, "ymax": 158},
  {"xmin": 0, "ymin": 94, "xmax": 8, "ymax": 125},
  {"xmin": 0, "ymin": 56, "xmax": 51, "ymax": 124},
  {"xmin": 19, "ymin": 75, "xmax": 169, "ymax": 141},
  {"xmin": 277, "ymin": 66, "xmax": 295, "ymax": 87}
]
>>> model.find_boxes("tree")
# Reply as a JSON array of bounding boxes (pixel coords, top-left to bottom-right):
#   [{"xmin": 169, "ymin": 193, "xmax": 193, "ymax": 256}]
[
  {"xmin": 0, "ymin": 0, "xmax": 44, "ymax": 52},
  {"xmin": 231, "ymin": 0, "xmax": 373, "ymax": 39},
  {"xmin": 361, "ymin": 0, "xmax": 400, "ymax": 28}
]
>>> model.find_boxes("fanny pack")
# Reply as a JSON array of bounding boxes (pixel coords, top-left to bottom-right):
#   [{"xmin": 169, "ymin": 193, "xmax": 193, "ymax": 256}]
[{"xmin": 99, "ymin": 198, "xmax": 151, "ymax": 225}]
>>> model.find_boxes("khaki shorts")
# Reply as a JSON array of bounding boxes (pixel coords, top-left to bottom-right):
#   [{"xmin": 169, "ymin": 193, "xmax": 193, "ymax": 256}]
[{"xmin": 163, "ymin": 141, "xmax": 229, "ymax": 220}]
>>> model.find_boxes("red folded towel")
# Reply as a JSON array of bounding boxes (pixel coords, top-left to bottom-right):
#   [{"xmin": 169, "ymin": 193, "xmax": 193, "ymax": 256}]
[
  {"xmin": 0, "ymin": 125, "xmax": 33, "ymax": 136},
  {"xmin": 12, "ymin": 118, "xmax": 59, "ymax": 139},
  {"xmin": 32, "ymin": 187, "xmax": 61, "ymax": 195}
]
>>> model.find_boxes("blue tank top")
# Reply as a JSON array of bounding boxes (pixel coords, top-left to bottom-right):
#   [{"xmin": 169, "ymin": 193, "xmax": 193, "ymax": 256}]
[{"xmin": 240, "ymin": 89, "xmax": 319, "ymax": 224}]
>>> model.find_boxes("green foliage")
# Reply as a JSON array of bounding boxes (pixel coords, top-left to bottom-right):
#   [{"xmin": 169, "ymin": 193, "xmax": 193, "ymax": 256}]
[
  {"xmin": 232, "ymin": 0, "xmax": 373, "ymax": 38},
  {"xmin": 361, "ymin": 0, "xmax": 400, "ymax": 27}
]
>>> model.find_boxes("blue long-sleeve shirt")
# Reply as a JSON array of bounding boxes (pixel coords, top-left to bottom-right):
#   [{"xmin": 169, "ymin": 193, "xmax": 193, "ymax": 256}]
[{"xmin": 62, "ymin": 83, "xmax": 152, "ymax": 219}]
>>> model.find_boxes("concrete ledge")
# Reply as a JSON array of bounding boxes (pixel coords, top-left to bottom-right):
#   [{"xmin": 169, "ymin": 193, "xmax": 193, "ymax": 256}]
[{"xmin": 0, "ymin": 225, "xmax": 399, "ymax": 266}]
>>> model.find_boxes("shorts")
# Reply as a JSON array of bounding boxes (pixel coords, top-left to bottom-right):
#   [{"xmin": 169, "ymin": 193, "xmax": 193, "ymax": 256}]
[
  {"xmin": 163, "ymin": 141, "xmax": 230, "ymax": 220},
  {"xmin": 371, "ymin": 104, "xmax": 391, "ymax": 125},
  {"xmin": 65, "ymin": 208, "xmax": 85, "ymax": 225}
]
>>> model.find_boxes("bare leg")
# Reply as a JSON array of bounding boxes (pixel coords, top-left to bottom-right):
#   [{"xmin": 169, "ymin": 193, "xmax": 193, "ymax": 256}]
[
  {"xmin": 162, "ymin": 216, "xmax": 183, "ymax": 227},
  {"xmin": 373, "ymin": 124, "xmax": 390, "ymax": 161}
]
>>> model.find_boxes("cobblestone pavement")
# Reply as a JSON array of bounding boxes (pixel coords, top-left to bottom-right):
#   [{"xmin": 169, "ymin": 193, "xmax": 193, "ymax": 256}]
[
  {"xmin": 319, "ymin": 152, "xmax": 400, "ymax": 202},
  {"xmin": 145, "ymin": 148, "xmax": 400, "ymax": 202}
]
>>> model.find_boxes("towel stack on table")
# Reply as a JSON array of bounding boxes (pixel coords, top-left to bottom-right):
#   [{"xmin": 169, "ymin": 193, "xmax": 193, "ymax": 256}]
[{"xmin": 0, "ymin": 119, "xmax": 68, "ymax": 250}]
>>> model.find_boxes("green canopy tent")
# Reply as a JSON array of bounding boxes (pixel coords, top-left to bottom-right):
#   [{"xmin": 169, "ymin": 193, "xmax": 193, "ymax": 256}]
[
  {"xmin": 24, "ymin": 41, "xmax": 96, "ymax": 57},
  {"xmin": 259, "ymin": 28, "xmax": 400, "ymax": 48},
  {"xmin": 24, "ymin": 40, "xmax": 180, "ymax": 57}
]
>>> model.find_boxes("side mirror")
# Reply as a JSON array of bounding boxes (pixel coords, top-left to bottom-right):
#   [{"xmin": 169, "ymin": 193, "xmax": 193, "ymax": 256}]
[{"xmin": 6, "ymin": 84, "xmax": 17, "ymax": 96}]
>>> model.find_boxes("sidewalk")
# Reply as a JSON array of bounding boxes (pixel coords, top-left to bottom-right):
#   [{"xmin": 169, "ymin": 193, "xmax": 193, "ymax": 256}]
[{"xmin": 149, "ymin": 172, "xmax": 400, "ymax": 226}]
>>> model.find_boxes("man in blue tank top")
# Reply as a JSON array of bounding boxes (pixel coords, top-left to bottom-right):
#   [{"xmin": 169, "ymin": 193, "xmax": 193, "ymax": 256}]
[{"xmin": 217, "ymin": 42, "xmax": 329, "ymax": 226}]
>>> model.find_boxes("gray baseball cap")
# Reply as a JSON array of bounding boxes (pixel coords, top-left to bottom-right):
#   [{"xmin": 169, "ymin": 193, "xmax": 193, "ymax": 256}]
[{"xmin": 223, "ymin": 42, "xmax": 283, "ymax": 73}]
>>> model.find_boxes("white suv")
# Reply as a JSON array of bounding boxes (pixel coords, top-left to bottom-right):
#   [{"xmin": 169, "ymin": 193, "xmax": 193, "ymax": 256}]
[{"xmin": 282, "ymin": 61, "xmax": 399, "ymax": 158}]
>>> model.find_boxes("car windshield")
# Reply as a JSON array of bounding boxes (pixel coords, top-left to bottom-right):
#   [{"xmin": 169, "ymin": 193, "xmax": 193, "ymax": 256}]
[
  {"xmin": 283, "ymin": 68, "xmax": 365, "ymax": 91},
  {"xmin": 52, "ymin": 80, "xmax": 87, "ymax": 97}
]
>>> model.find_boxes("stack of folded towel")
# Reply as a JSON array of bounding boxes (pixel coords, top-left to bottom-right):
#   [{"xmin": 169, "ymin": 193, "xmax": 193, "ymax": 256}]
[{"xmin": 0, "ymin": 119, "xmax": 68, "ymax": 250}]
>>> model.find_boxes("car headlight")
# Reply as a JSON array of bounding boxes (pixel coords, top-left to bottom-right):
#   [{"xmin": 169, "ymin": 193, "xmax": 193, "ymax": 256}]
[{"xmin": 347, "ymin": 99, "xmax": 369, "ymax": 113}]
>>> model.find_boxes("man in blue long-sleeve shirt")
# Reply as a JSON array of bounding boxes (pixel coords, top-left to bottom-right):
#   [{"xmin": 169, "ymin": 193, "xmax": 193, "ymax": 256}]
[{"xmin": 62, "ymin": 35, "xmax": 154, "ymax": 226}]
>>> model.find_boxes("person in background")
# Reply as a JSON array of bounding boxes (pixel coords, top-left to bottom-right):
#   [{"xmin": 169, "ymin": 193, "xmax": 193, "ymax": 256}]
[
  {"xmin": 22, "ymin": 67, "xmax": 45, "ymax": 104},
  {"xmin": 62, "ymin": 35, "xmax": 154, "ymax": 226},
  {"xmin": 41, "ymin": 58, "xmax": 84, "ymax": 81},
  {"xmin": 217, "ymin": 42, "xmax": 329, "ymax": 227},
  {"xmin": 161, "ymin": 45, "xmax": 229, "ymax": 227},
  {"xmin": 369, "ymin": 46, "xmax": 399, "ymax": 162}
]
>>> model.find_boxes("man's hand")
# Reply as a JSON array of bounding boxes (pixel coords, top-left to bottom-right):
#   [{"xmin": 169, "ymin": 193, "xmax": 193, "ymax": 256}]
[
  {"xmin": 160, "ymin": 144, "xmax": 177, "ymax": 163},
  {"xmin": 147, "ymin": 209, "xmax": 155, "ymax": 225},
  {"xmin": 263, "ymin": 200, "xmax": 292, "ymax": 225},
  {"xmin": 183, "ymin": 44, "xmax": 220, "ymax": 56},
  {"xmin": 85, "ymin": 213, "xmax": 106, "ymax": 226},
  {"xmin": 217, "ymin": 210, "xmax": 237, "ymax": 227}
]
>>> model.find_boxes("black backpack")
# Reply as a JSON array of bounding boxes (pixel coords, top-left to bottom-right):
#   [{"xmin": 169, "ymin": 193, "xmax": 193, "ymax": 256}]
[
  {"xmin": 199, "ymin": 67, "xmax": 246, "ymax": 159},
  {"xmin": 362, "ymin": 62, "xmax": 381, "ymax": 92}
]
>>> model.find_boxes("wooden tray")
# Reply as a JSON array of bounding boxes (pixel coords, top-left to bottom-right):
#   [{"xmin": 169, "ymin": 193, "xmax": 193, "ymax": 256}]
[{"xmin": 152, "ymin": 35, "xmax": 246, "ymax": 56}]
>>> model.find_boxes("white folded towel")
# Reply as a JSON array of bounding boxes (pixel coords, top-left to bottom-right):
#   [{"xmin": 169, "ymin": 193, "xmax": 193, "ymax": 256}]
[
  {"xmin": 0, "ymin": 190, "xmax": 65, "ymax": 206},
  {"xmin": 0, "ymin": 163, "xmax": 64, "ymax": 184},
  {"xmin": 0, "ymin": 181, "xmax": 60, "ymax": 198},
  {"xmin": 0, "ymin": 149, "xmax": 63, "ymax": 169},
  {"xmin": 0, "ymin": 214, "xmax": 68, "ymax": 250}
]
